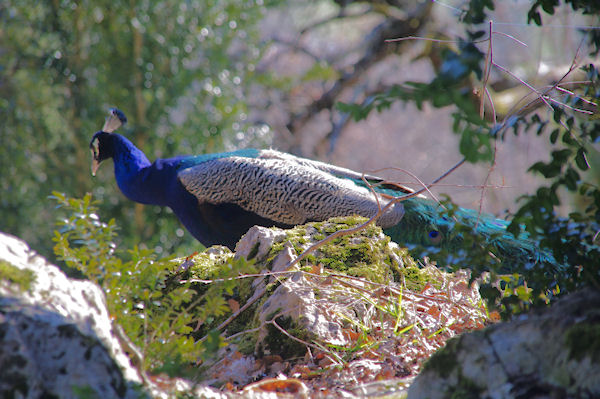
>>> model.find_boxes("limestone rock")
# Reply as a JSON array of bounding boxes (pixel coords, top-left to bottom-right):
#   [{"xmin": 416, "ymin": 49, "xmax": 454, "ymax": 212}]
[
  {"xmin": 235, "ymin": 225, "xmax": 288, "ymax": 261},
  {"xmin": 0, "ymin": 231, "xmax": 234, "ymax": 399},
  {"xmin": 0, "ymin": 232, "xmax": 144, "ymax": 398},
  {"xmin": 407, "ymin": 288, "xmax": 600, "ymax": 399}
]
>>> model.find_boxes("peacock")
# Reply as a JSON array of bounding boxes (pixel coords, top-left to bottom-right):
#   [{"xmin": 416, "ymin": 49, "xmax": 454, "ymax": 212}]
[{"xmin": 90, "ymin": 109, "xmax": 558, "ymax": 272}]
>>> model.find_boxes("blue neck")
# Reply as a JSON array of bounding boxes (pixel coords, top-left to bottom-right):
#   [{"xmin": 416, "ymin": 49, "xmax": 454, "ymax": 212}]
[
  {"xmin": 109, "ymin": 134, "xmax": 173, "ymax": 205},
  {"xmin": 111, "ymin": 134, "xmax": 151, "ymax": 176}
]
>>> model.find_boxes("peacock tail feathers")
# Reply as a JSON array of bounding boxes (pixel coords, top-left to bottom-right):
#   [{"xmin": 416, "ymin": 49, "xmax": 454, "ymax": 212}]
[{"xmin": 381, "ymin": 196, "xmax": 559, "ymax": 273}]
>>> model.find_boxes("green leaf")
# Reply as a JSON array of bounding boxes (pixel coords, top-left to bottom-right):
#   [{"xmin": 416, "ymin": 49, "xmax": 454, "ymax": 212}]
[
  {"xmin": 528, "ymin": 10, "xmax": 542, "ymax": 25},
  {"xmin": 575, "ymin": 148, "xmax": 590, "ymax": 171},
  {"xmin": 336, "ymin": 102, "xmax": 373, "ymax": 122},
  {"xmin": 552, "ymin": 149, "xmax": 572, "ymax": 163},
  {"xmin": 564, "ymin": 168, "xmax": 580, "ymax": 191},
  {"xmin": 541, "ymin": 0, "xmax": 559, "ymax": 14}
]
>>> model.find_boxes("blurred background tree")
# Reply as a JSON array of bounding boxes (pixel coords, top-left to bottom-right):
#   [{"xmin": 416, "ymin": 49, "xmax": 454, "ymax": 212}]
[
  {"xmin": 1, "ymin": 0, "xmax": 599, "ymax": 289},
  {"xmin": 1, "ymin": 0, "xmax": 275, "ymax": 257}
]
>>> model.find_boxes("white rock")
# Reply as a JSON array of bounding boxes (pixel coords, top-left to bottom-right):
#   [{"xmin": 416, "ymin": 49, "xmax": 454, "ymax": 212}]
[{"xmin": 0, "ymin": 232, "xmax": 143, "ymax": 398}]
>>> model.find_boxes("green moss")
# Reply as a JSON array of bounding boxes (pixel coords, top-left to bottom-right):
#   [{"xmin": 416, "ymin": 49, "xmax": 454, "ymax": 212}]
[
  {"xmin": 400, "ymin": 263, "xmax": 444, "ymax": 292},
  {"xmin": 264, "ymin": 240, "xmax": 288, "ymax": 268},
  {"xmin": 161, "ymin": 217, "xmax": 452, "ymax": 366},
  {"xmin": 162, "ymin": 248, "xmax": 233, "ymax": 298},
  {"xmin": 255, "ymin": 216, "xmax": 435, "ymax": 288},
  {"xmin": 301, "ymin": 217, "xmax": 393, "ymax": 284},
  {"xmin": 422, "ymin": 336, "xmax": 461, "ymax": 378},
  {"xmin": 184, "ymin": 248, "xmax": 234, "ymax": 280},
  {"xmin": 566, "ymin": 321, "xmax": 600, "ymax": 363},
  {"xmin": 318, "ymin": 239, "xmax": 390, "ymax": 283},
  {"xmin": 0, "ymin": 260, "xmax": 35, "ymax": 292},
  {"xmin": 448, "ymin": 376, "xmax": 485, "ymax": 399},
  {"xmin": 262, "ymin": 315, "xmax": 311, "ymax": 358},
  {"xmin": 304, "ymin": 254, "xmax": 317, "ymax": 265}
]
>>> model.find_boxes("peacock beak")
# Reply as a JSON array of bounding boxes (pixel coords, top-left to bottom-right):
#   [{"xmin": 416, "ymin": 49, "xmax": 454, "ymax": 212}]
[
  {"xmin": 91, "ymin": 149, "xmax": 100, "ymax": 176},
  {"xmin": 91, "ymin": 158, "xmax": 100, "ymax": 176}
]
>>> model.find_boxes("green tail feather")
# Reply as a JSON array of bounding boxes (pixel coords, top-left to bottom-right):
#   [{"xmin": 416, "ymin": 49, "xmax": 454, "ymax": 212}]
[{"xmin": 378, "ymin": 195, "xmax": 560, "ymax": 274}]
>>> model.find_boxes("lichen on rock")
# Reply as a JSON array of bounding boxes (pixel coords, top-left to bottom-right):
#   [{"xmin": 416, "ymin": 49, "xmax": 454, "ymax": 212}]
[{"xmin": 408, "ymin": 288, "xmax": 600, "ymax": 399}]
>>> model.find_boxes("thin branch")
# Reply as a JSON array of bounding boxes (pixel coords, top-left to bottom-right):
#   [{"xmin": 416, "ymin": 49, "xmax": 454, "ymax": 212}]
[
  {"xmin": 553, "ymin": 86, "xmax": 597, "ymax": 108},
  {"xmin": 370, "ymin": 157, "xmax": 467, "ymax": 202},
  {"xmin": 113, "ymin": 323, "xmax": 153, "ymax": 387},
  {"xmin": 494, "ymin": 36, "xmax": 590, "ymax": 142},
  {"xmin": 484, "ymin": 87, "xmax": 497, "ymax": 122},
  {"xmin": 480, "ymin": 21, "xmax": 494, "ymax": 121},
  {"xmin": 299, "ymin": 6, "xmax": 372, "ymax": 36},
  {"xmin": 491, "ymin": 31, "xmax": 528, "ymax": 47},
  {"xmin": 546, "ymin": 95, "xmax": 595, "ymax": 115},
  {"xmin": 385, "ymin": 36, "xmax": 476, "ymax": 44},
  {"xmin": 477, "ymin": 21, "xmax": 497, "ymax": 227},
  {"xmin": 492, "ymin": 61, "xmax": 555, "ymax": 111}
]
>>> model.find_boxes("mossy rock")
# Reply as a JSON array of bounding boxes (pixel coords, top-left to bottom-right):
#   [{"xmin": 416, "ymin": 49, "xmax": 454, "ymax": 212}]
[
  {"xmin": 164, "ymin": 216, "xmax": 445, "ymax": 361},
  {"xmin": 261, "ymin": 216, "xmax": 438, "ymax": 290},
  {"xmin": 0, "ymin": 260, "xmax": 35, "ymax": 292}
]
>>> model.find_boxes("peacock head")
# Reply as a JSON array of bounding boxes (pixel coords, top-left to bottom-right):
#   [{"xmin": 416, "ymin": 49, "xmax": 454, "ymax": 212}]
[
  {"xmin": 90, "ymin": 131, "xmax": 112, "ymax": 176},
  {"xmin": 90, "ymin": 108, "xmax": 127, "ymax": 176}
]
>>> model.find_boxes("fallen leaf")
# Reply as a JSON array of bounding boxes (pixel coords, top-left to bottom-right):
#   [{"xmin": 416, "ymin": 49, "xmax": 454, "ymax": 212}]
[{"xmin": 228, "ymin": 298, "xmax": 240, "ymax": 313}]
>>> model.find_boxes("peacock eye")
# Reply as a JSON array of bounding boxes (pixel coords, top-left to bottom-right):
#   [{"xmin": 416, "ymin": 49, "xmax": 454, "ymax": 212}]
[
  {"xmin": 91, "ymin": 140, "xmax": 100, "ymax": 159},
  {"xmin": 427, "ymin": 230, "xmax": 443, "ymax": 245}
]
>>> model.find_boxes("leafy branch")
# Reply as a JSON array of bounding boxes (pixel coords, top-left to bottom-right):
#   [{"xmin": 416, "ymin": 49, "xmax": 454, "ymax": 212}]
[
  {"xmin": 336, "ymin": 3, "xmax": 600, "ymax": 315},
  {"xmin": 51, "ymin": 192, "xmax": 256, "ymax": 377}
]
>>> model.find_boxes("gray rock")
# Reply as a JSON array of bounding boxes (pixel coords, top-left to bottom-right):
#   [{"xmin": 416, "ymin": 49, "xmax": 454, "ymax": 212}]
[
  {"xmin": 0, "ymin": 232, "xmax": 231, "ymax": 399},
  {"xmin": 407, "ymin": 289, "xmax": 600, "ymax": 399},
  {"xmin": 0, "ymin": 232, "xmax": 144, "ymax": 398},
  {"xmin": 235, "ymin": 225, "xmax": 288, "ymax": 261}
]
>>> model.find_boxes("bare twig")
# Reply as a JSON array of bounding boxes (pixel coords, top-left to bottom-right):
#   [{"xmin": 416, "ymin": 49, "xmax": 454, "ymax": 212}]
[
  {"xmin": 493, "ymin": 62, "xmax": 555, "ymax": 111},
  {"xmin": 480, "ymin": 21, "xmax": 494, "ymax": 120},
  {"xmin": 491, "ymin": 31, "xmax": 528, "ymax": 47},
  {"xmin": 385, "ymin": 36, "xmax": 476, "ymax": 44},
  {"xmin": 494, "ymin": 36, "xmax": 592, "ymax": 140},
  {"xmin": 477, "ymin": 21, "xmax": 497, "ymax": 227},
  {"xmin": 299, "ymin": 6, "xmax": 373, "ymax": 36}
]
